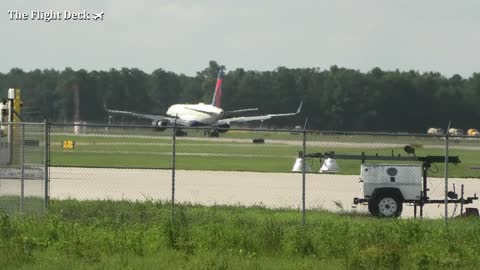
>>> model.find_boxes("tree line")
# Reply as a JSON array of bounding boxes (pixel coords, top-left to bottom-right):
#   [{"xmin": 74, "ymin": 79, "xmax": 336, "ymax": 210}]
[{"xmin": 1, "ymin": 60, "xmax": 479, "ymax": 133}]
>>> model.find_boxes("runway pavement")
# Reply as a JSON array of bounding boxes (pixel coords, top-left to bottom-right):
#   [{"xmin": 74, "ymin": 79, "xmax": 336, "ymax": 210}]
[
  {"xmin": 2, "ymin": 166, "xmax": 478, "ymax": 218},
  {"xmin": 41, "ymin": 167, "xmax": 480, "ymax": 219}
]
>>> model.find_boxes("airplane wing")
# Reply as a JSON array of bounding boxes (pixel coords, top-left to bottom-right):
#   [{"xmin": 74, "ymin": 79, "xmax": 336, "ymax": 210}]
[
  {"xmin": 106, "ymin": 107, "xmax": 196, "ymax": 126},
  {"xmin": 216, "ymin": 102, "xmax": 302, "ymax": 125},
  {"xmin": 223, "ymin": 108, "xmax": 259, "ymax": 118},
  {"xmin": 106, "ymin": 108, "xmax": 174, "ymax": 121}
]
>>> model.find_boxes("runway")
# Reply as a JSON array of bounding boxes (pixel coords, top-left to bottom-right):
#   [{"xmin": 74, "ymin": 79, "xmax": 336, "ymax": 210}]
[{"xmin": 42, "ymin": 167, "xmax": 480, "ymax": 219}]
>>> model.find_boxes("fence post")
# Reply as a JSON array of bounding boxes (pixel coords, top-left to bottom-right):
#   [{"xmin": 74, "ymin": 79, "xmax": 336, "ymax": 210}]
[
  {"xmin": 444, "ymin": 123, "xmax": 451, "ymax": 225},
  {"xmin": 44, "ymin": 120, "xmax": 49, "ymax": 212},
  {"xmin": 302, "ymin": 117, "xmax": 309, "ymax": 226},
  {"xmin": 20, "ymin": 123, "xmax": 25, "ymax": 214},
  {"xmin": 171, "ymin": 119, "xmax": 177, "ymax": 223}
]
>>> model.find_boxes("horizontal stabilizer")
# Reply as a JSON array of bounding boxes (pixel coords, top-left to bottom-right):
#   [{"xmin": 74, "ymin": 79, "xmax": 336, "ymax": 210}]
[{"xmin": 225, "ymin": 108, "xmax": 259, "ymax": 114}]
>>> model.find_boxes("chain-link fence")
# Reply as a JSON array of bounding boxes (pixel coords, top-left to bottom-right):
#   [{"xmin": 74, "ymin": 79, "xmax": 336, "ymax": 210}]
[
  {"xmin": 0, "ymin": 122, "xmax": 47, "ymax": 215},
  {"xmin": 6, "ymin": 122, "xmax": 480, "ymax": 222}
]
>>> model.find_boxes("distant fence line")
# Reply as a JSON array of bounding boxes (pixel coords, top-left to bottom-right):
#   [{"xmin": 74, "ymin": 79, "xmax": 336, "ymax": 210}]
[{"xmin": 50, "ymin": 121, "xmax": 457, "ymax": 138}]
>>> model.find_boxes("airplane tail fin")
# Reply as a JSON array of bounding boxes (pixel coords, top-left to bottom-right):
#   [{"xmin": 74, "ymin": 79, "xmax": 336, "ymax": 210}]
[{"xmin": 211, "ymin": 69, "xmax": 224, "ymax": 108}]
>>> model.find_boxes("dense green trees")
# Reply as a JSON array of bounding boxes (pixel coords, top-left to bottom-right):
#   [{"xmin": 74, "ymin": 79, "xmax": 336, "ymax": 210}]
[{"xmin": 1, "ymin": 61, "xmax": 479, "ymax": 132}]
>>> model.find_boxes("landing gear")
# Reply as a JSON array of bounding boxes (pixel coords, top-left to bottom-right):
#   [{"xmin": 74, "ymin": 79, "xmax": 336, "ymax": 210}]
[
  {"xmin": 175, "ymin": 129, "xmax": 187, "ymax": 137},
  {"xmin": 204, "ymin": 129, "xmax": 219, "ymax": 137}
]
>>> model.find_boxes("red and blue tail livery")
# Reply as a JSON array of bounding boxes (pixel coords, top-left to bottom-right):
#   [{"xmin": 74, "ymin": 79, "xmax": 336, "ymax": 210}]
[{"xmin": 211, "ymin": 69, "xmax": 224, "ymax": 108}]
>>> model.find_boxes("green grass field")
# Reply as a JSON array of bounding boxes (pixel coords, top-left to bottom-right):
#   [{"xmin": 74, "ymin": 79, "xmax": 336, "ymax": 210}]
[
  {"xmin": 1, "ymin": 199, "xmax": 480, "ymax": 269},
  {"xmin": 49, "ymin": 131, "xmax": 480, "ymax": 178},
  {"xmin": 0, "ymin": 196, "xmax": 45, "ymax": 216}
]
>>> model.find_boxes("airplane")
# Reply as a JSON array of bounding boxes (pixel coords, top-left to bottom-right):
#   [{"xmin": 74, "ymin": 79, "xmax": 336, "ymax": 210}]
[
  {"xmin": 105, "ymin": 69, "xmax": 302, "ymax": 137},
  {"xmin": 92, "ymin": 12, "xmax": 104, "ymax": 21}
]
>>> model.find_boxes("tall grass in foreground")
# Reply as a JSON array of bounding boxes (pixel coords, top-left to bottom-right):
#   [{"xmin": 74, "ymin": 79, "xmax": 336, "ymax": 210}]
[{"xmin": 1, "ymin": 199, "xmax": 480, "ymax": 269}]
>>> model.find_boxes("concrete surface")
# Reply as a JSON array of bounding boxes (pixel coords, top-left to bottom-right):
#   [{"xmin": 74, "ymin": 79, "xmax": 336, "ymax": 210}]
[{"xmin": 42, "ymin": 167, "xmax": 480, "ymax": 219}]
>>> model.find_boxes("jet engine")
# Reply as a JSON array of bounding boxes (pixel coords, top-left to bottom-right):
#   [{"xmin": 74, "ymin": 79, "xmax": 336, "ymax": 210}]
[{"xmin": 152, "ymin": 120, "xmax": 169, "ymax": 131}]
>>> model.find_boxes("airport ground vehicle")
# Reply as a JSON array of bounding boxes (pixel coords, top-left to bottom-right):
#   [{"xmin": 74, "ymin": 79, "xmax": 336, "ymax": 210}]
[
  {"xmin": 354, "ymin": 154, "xmax": 477, "ymax": 217},
  {"xmin": 304, "ymin": 148, "xmax": 478, "ymax": 218},
  {"xmin": 357, "ymin": 164, "xmax": 421, "ymax": 217},
  {"xmin": 427, "ymin": 127, "xmax": 443, "ymax": 135},
  {"xmin": 448, "ymin": 128, "xmax": 464, "ymax": 136},
  {"xmin": 354, "ymin": 161, "xmax": 476, "ymax": 217},
  {"xmin": 468, "ymin": 128, "xmax": 479, "ymax": 136}
]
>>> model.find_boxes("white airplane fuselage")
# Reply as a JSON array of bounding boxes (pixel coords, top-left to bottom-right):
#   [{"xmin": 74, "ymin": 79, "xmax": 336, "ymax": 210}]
[{"xmin": 166, "ymin": 103, "xmax": 224, "ymax": 126}]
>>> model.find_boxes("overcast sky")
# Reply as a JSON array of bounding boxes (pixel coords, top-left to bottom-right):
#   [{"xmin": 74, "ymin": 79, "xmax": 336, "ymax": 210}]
[{"xmin": 1, "ymin": 0, "xmax": 479, "ymax": 77}]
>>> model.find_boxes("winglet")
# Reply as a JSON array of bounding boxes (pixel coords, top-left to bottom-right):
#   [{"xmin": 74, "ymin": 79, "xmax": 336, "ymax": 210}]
[{"xmin": 296, "ymin": 101, "xmax": 303, "ymax": 114}]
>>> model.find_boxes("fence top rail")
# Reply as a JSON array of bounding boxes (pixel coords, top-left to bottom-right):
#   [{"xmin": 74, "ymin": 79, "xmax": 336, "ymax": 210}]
[{"xmin": 1, "ymin": 122, "xmax": 46, "ymax": 126}]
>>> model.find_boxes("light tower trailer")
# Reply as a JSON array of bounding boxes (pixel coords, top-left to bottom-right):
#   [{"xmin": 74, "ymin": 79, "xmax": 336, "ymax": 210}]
[{"xmin": 305, "ymin": 151, "xmax": 478, "ymax": 218}]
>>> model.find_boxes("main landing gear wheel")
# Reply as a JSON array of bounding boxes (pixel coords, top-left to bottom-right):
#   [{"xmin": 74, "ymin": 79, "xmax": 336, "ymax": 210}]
[
  {"xmin": 368, "ymin": 191, "xmax": 403, "ymax": 218},
  {"xmin": 175, "ymin": 129, "xmax": 187, "ymax": 137},
  {"xmin": 204, "ymin": 130, "xmax": 219, "ymax": 137}
]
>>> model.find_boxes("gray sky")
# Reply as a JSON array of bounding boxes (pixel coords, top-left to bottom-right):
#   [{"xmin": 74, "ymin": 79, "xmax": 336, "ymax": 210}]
[{"xmin": 1, "ymin": 0, "xmax": 479, "ymax": 77}]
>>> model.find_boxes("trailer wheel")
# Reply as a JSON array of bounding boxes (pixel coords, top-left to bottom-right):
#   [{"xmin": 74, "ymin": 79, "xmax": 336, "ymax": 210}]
[{"xmin": 369, "ymin": 191, "xmax": 403, "ymax": 218}]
